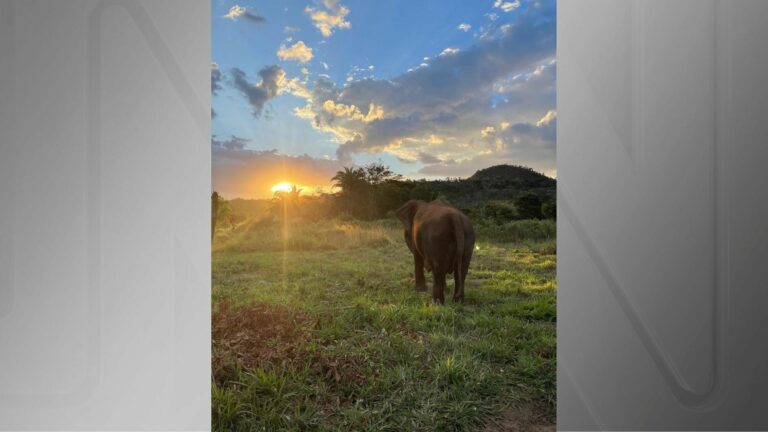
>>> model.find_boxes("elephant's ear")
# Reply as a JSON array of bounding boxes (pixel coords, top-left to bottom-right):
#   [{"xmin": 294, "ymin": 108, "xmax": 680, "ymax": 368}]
[{"xmin": 395, "ymin": 200, "xmax": 420, "ymax": 229}]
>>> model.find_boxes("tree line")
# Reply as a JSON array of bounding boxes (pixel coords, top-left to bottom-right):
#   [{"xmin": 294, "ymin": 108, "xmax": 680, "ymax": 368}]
[{"xmin": 213, "ymin": 163, "xmax": 556, "ymax": 235}]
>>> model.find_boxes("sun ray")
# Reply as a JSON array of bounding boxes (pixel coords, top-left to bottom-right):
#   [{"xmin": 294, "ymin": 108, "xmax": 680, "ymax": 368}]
[{"xmin": 271, "ymin": 182, "xmax": 293, "ymax": 193}]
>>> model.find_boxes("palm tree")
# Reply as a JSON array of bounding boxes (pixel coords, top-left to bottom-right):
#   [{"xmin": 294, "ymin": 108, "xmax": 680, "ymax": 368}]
[
  {"xmin": 331, "ymin": 167, "xmax": 366, "ymax": 192},
  {"xmin": 271, "ymin": 185, "xmax": 303, "ymax": 219}
]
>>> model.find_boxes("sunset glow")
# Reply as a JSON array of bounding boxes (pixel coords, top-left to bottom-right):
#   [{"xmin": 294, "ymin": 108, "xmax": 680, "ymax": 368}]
[{"xmin": 271, "ymin": 182, "xmax": 294, "ymax": 193}]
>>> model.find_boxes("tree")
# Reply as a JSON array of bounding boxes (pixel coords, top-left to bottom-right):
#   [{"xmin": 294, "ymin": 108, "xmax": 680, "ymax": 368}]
[
  {"xmin": 515, "ymin": 192, "xmax": 543, "ymax": 220},
  {"xmin": 331, "ymin": 163, "xmax": 407, "ymax": 219},
  {"xmin": 541, "ymin": 202, "xmax": 556, "ymax": 220},
  {"xmin": 362, "ymin": 163, "xmax": 401, "ymax": 185},
  {"xmin": 211, "ymin": 191, "xmax": 219, "ymax": 240},
  {"xmin": 211, "ymin": 192, "xmax": 231, "ymax": 238},
  {"xmin": 271, "ymin": 185, "xmax": 302, "ymax": 219},
  {"xmin": 331, "ymin": 167, "xmax": 367, "ymax": 193}
]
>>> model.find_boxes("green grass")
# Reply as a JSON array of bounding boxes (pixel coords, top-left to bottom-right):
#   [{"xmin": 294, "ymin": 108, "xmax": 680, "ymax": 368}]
[{"xmin": 212, "ymin": 218, "xmax": 556, "ymax": 431}]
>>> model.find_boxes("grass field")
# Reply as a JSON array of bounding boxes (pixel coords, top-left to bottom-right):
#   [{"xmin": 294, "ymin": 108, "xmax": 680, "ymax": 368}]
[{"xmin": 212, "ymin": 217, "xmax": 556, "ymax": 431}]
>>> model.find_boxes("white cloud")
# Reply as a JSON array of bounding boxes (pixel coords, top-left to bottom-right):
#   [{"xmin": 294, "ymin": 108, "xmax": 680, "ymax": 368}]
[
  {"xmin": 536, "ymin": 109, "xmax": 556, "ymax": 127},
  {"xmin": 277, "ymin": 41, "xmax": 314, "ymax": 63},
  {"xmin": 223, "ymin": 5, "xmax": 266, "ymax": 23},
  {"xmin": 322, "ymin": 100, "xmax": 384, "ymax": 123},
  {"xmin": 494, "ymin": 0, "xmax": 521, "ymax": 13},
  {"xmin": 439, "ymin": 47, "xmax": 460, "ymax": 56},
  {"xmin": 305, "ymin": 0, "xmax": 351, "ymax": 37},
  {"xmin": 458, "ymin": 23, "xmax": 472, "ymax": 32},
  {"xmin": 223, "ymin": 4, "xmax": 246, "ymax": 19}
]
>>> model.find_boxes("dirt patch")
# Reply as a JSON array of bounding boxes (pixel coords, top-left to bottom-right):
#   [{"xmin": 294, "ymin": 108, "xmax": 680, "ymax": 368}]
[
  {"xmin": 212, "ymin": 302, "xmax": 368, "ymax": 389},
  {"xmin": 483, "ymin": 402, "xmax": 555, "ymax": 432},
  {"xmin": 212, "ymin": 302, "xmax": 315, "ymax": 384},
  {"xmin": 313, "ymin": 355, "xmax": 366, "ymax": 386}
]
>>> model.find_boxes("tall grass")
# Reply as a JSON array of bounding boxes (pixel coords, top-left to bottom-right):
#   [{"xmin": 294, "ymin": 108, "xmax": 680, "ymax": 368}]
[
  {"xmin": 212, "ymin": 216, "xmax": 556, "ymax": 431},
  {"xmin": 216, "ymin": 218, "xmax": 401, "ymax": 253},
  {"xmin": 215, "ymin": 215, "xmax": 554, "ymax": 252}
]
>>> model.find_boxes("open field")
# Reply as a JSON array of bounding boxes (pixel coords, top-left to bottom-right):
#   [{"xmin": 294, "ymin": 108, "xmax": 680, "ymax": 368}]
[{"xmin": 212, "ymin": 217, "xmax": 556, "ymax": 431}]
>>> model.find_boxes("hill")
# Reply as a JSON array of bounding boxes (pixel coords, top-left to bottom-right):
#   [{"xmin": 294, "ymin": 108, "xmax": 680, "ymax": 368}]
[{"xmin": 410, "ymin": 164, "xmax": 556, "ymax": 212}]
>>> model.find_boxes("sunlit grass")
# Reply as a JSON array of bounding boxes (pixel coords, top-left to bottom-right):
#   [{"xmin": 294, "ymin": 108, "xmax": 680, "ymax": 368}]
[{"xmin": 212, "ymin": 218, "xmax": 556, "ymax": 431}]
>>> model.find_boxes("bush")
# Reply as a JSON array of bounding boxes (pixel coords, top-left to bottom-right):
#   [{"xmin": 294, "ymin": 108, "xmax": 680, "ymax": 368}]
[
  {"xmin": 541, "ymin": 202, "xmax": 556, "ymax": 220},
  {"xmin": 515, "ymin": 193, "xmax": 544, "ymax": 220},
  {"xmin": 474, "ymin": 219, "xmax": 555, "ymax": 243}
]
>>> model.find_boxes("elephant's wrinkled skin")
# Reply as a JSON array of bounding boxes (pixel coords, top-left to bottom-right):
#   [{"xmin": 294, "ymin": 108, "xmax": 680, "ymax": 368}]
[{"xmin": 395, "ymin": 200, "xmax": 475, "ymax": 304}]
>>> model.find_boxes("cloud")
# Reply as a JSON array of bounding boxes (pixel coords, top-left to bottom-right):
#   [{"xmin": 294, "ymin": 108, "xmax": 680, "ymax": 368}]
[
  {"xmin": 418, "ymin": 152, "xmax": 442, "ymax": 164},
  {"xmin": 305, "ymin": 0, "xmax": 351, "ymax": 37},
  {"xmin": 481, "ymin": 110, "xmax": 557, "ymax": 150},
  {"xmin": 287, "ymin": 9, "xmax": 554, "ymax": 169},
  {"xmin": 277, "ymin": 41, "xmax": 314, "ymax": 63},
  {"xmin": 223, "ymin": 5, "xmax": 266, "ymax": 24},
  {"xmin": 322, "ymin": 100, "xmax": 384, "ymax": 123},
  {"xmin": 215, "ymin": 0, "xmax": 555, "ymax": 179},
  {"xmin": 536, "ymin": 109, "xmax": 556, "ymax": 127},
  {"xmin": 212, "ymin": 135, "xmax": 251, "ymax": 151},
  {"xmin": 458, "ymin": 23, "xmax": 472, "ymax": 32},
  {"xmin": 230, "ymin": 65, "xmax": 285, "ymax": 118},
  {"xmin": 211, "ymin": 63, "xmax": 223, "ymax": 95},
  {"xmin": 284, "ymin": 25, "xmax": 300, "ymax": 33},
  {"xmin": 438, "ymin": 47, "xmax": 460, "ymax": 56},
  {"xmin": 493, "ymin": 0, "xmax": 520, "ymax": 13},
  {"xmin": 213, "ymin": 146, "xmax": 342, "ymax": 199}
]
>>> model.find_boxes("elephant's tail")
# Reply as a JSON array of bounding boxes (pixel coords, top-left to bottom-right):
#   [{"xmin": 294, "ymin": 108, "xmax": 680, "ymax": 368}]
[{"xmin": 452, "ymin": 215, "xmax": 465, "ymax": 284}]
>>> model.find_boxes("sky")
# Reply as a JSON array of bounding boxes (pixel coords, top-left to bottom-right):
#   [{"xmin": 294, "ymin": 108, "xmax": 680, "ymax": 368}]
[{"xmin": 212, "ymin": 0, "xmax": 556, "ymax": 198}]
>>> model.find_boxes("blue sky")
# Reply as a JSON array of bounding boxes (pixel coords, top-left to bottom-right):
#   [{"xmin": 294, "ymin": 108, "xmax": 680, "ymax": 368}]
[{"xmin": 212, "ymin": 0, "xmax": 556, "ymax": 198}]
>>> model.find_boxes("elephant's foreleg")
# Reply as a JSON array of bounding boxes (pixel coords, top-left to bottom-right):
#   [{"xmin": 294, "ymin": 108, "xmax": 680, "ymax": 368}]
[{"xmin": 414, "ymin": 254, "xmax": 427, "ymax": 291}]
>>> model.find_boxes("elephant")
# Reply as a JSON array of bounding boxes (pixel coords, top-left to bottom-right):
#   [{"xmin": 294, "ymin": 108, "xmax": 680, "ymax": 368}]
[{"xmin": 395, "ymin": 199, "xmax": 475, "ymax": 304}]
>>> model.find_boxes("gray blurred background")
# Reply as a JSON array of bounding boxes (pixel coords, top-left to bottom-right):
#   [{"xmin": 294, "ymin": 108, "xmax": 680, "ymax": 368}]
[
  {"xmin": 559, "ymin": 0, "xmax": 768, "ymax": 429},
  {"xmin": 0, "ymin": 0, "xmax": 210, "ymax": 429}
]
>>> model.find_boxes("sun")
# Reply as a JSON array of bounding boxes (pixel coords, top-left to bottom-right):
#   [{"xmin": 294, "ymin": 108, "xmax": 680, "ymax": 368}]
[{"xmin": 271, "ymin": 182, "xmax": 293, "ymax": 193}]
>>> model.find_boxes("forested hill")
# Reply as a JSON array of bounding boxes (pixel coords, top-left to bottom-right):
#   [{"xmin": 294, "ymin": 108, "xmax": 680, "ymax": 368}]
[{"xmin": 411, "ymin": 164, "xmax": 556, "ymax": 210}]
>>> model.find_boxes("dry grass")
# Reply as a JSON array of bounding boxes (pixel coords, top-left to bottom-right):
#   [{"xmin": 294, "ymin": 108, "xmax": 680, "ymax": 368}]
[
  {"xmin": 483, "ymin": 402, "xmax": 555, "ymax": 432},
  {"xmin": 212, "ymin": 302, "xmax": 315, "ymax": 384}
]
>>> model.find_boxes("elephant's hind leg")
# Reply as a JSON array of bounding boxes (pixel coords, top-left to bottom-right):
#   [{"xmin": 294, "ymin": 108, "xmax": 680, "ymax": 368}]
[
  {"xmin": 452, "ymin": 262, "xmax": 464, "ymax": 303},
  {"xmin": 432, "ymin": 272, "xmax": 446, "ymax": 304},
  {"xmin": 414, "ymin": 254, "xmax": 427, "ymax": 291}
]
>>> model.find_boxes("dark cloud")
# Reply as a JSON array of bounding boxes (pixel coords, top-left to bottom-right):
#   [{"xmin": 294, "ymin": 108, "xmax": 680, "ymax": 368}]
[
  {"xmin": 335, "ymin": 134, "xmax": 364, "ymax": 164},
  {"xmin": 335, "ymin": 16, "xmax": 554, "ymax": 118},
  {"xmin": 417, "ymin": 111, "xmax": 557, "ymax": 178},
  {"xmin": 223, "ymin": 5, "xmax": 266, "ymax": 25},
  {"xmin": 231, "ymin": 65, "xmax": 284, "ymax": 118},
  {"xmin": 212, "ymin": 135, "xmax": 251, "ymax": 151},
  {"xmin": 211, "ymin": 65, "xmax": 223, "ymax": 96},
  {"xmin": 486, "ymin": 112, "xmax": 557, "ymax": 151},
  {"xmin": 292, "ymin": 8, "xmax": 556, "ymax": 164},
  {"xmin": 241, "ymin": 12, "xmax": 266, "ymax": 24},
  {"xmin": 418, "ymin": 152, "xmax": 442, "ymax": 164}
]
